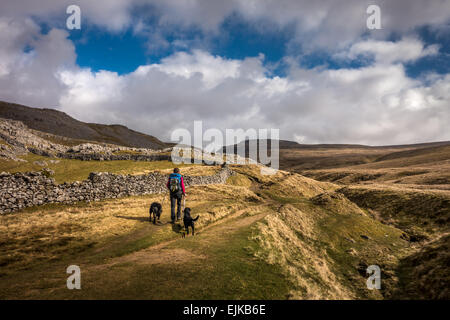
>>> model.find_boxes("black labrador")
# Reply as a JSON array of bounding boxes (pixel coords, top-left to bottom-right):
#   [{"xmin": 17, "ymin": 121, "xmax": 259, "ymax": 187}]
[
  {"xmin": 149, "ymin": 202, "xmax": 162, "ymax": 224},
  {"xmin": 182, "ymin": 207, "xmax": 199, "ymax": 237}
]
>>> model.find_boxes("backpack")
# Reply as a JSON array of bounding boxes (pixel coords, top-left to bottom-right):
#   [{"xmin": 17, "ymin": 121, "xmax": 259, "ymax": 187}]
[{"xmin": 169, "ymin": 174, "xmax": 181, "ymax": 193}]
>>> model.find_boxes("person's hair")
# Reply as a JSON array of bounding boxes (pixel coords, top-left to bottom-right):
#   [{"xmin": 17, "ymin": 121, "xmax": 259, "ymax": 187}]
[{"xmin": 173, "ymin": 168, "xmax": 180, "ymax": 173}]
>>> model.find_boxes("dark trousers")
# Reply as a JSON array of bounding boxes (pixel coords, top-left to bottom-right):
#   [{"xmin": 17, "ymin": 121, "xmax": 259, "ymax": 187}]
[{"xmin": 170, "ymin": 192, "xmax": 182, "ymax": 221}]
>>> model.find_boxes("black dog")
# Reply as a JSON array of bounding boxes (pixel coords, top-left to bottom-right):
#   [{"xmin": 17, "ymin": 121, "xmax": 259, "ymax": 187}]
[
  {"xmin": 149, "ymin": 202, "xmax": 162, "ymax": 224},
  {"xmin": 182, "ymin": 207, "xmax": 199, "ymax": 237}
]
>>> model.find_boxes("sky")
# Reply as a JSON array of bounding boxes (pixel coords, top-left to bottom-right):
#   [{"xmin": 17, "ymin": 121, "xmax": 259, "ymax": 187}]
[{"xmin": 0, "ymin": 0, "xmax": 449, "ymax": 146}]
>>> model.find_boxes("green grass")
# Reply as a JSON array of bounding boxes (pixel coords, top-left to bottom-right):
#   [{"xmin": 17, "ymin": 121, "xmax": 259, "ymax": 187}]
[
  {"xmin": 9, "ymin": 223, "xmax": 291, "ymax": 300},
  {"xmin": 315, "ymin": 207, "xmax": 409, "ymax": 298},
  {"xmin": 0, "ymin": 183, "xmax": 292, "ymax": 299},
  {"xmin": 260, "ymin": 190, "xmax": 304, "ymax": 205},
  {"xmin": 0, "ymin": 160, "xmax": 445, "ymax": 300},
  {"xmin": 92, "ymin": 223, "xmax": 180, "ymax": 261},
  {"xmin": 246, "ymin": 195, "xmax": 412, "ymax": 299},
  {"xmin": 339, "ymin": 187, "xmax": 450, "ymax": 235},
  {"xmin": 0, "ymin": 153, "xmax": 195, "ymax": 183},
  {"xmin": 112, "ymin": 150, "xmax": 142, "ymax": 155},
  {"xmin": 141, "ymin": 225, "xmax": 291, "ymax": 299}
]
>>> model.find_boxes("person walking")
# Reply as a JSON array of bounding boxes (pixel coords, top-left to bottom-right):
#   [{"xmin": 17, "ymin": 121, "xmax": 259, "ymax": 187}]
[{"xmin": 166, "ymin": 168, "xmax": 186, "ymax": 223}]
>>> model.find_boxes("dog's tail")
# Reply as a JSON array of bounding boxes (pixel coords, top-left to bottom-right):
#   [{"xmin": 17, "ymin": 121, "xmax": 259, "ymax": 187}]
[{"xmin": 193, "ymin": 215, "xmax": 199, "ymax": 221}]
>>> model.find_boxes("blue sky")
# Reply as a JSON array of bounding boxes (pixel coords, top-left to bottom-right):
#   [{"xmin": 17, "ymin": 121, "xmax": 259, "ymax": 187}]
[
  {"xmin": 1, "ymin": 0, "xmax": 449, "ymax": 145},
  {"xmin": 69, "ymin": 27, "xmax": 149, "ymax": 74},
  {"xmin": 405, "ymin": 25, "xmax": 450, "ymax": 78},
  {"xmin": 67, "ymin": 12, "xmax": 297, "ymax": 76},
  {"xmin": 63, "ymin": 13, "xmax": 450, "ymax": 78}
]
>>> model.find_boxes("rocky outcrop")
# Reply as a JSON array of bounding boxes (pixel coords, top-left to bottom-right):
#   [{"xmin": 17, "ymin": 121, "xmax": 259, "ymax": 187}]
[
  {"xmin": 0, "ymin": 118, "xmax": 170, "ymax": 161},
  {"xmin": 0, "ymin": 118, "xmax": 66, "ymax": 160},
  {"xmin": 0, "ymin": 141, "xmax": 27, "ymax": 161},
  {"xmin": 0, "ymin": 118, "xmax": 231, "ymax": 165},
  {"xmin": 0, "ymin": 167, "xmax": 234, "ymax": 214},
  {"xmin": 65, "ymin": 143, "xmax": 164, "ymax": 155}
]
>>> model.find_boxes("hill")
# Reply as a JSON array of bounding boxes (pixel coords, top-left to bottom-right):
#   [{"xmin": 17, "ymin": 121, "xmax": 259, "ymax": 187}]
[
  {"xmin": 295, "ymin": 144, "xmax": 450, "ymax": 188},
  {"xmin": 0, "ymin": 101, "xmax": 168, "ymax": 149},
  {"xmin": 224, "ymin": 139, "xmax": 450, "ymax": 171},
  {"xmin": 0, "ymin": 164, "xmax": 448, "ymax": 299},
  {"xmin": 0, "ymin": 121, "xmax": 448, "ymax": 299},
  {"xmin": 0, "ymin": 104, "xmax": 449, "ymax": 299},
  {"xmin": 226, "ymin": 138, "xmax": 450, "ymax": 152}
]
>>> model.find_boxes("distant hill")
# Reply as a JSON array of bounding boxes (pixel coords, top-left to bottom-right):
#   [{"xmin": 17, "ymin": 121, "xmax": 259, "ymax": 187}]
[
  {"xmin": 223, "ymin": 138, "xmax": 450, "ymax": 172},
  {"xmin": 0, "ymin": 101, "xmax": 168, "ymax": 149},
  {"xmin": 225, "ymin": 139, "xmax": 450, "ymax": 152}
]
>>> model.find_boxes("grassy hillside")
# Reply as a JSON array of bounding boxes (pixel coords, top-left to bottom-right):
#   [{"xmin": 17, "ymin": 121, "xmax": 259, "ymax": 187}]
[
  {"xmin": 283, "ymin": 145, "xmax": 450, "ymax": 189},
  {"xmin": 225, "ymin": 139, "xmax": 450, "ymax": 172},
  {"xmin": 1, "ymin": 164, "xmax": 446, "ymax": 299},
  {"xmin": 0, "ymin": 153, "xmax": 204, "ymax": 183}
]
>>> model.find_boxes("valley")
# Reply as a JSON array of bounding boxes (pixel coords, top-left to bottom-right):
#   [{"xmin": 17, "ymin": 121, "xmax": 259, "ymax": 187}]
[{"xmin": 0, "ymin": 103, "xmax": 448, "ymax": 299}]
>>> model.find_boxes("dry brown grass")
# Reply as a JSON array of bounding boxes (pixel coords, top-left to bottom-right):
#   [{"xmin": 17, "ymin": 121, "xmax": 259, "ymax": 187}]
[
  {"xmin": 226, "ymin": 173, "xmax": 253, "ymax": 187},
  {"xmin": 0, "ymin": 195, "xmax": 164, "ymax": 269},
  {"xmin": 303, "ymin": 165, "xmax": 450, "ymax": 190},
  {"xmin": 284, "ymin": 144, "xmax": 450, "ymax": 191},
  {"xmin": 230, "ymin": 164, "xmax": 337, "ymax": 197},
  {"xmin": 251, "ymin": 204, "xmax": 354, "ymax": 299},
  {"xmin": 1, "ymin": 159, "xmax": 447, "ymax": 299},
  {"xmin": 267, "ymin": 172, "xmax": 337, "ymax": 198},
  {"xmin": 279, "ymin": 147, "xmax": 403, "ymax": 171},
  {"xmin": 157, "ymin": 165, "xmax": 220, "ymax": 176},
  {"xmin": 0, "ymin": 181, "xmax": 263, "ymax": 272}
]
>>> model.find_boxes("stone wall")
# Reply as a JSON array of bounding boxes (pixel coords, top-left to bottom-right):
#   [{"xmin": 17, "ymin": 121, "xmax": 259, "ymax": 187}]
[
  {"xmin": 57, "ymin": 152, "xmax": 172, "ymax": 162},
  {"xmin": 0, "ymin": 167, "xmax": 233, "ymax": 214},
  {"xmin": 55, "ymin": 153, "xmax": 226, "ymax": 165}
]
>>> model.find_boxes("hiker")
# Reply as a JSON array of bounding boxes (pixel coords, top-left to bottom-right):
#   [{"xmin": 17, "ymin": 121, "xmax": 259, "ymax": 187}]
[{"xmin": 167, "ymin": 168, "xmax": 186, "ymax": 223}]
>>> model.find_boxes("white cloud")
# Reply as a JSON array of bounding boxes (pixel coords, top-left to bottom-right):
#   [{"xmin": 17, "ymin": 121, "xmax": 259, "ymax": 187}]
[
  {"xmin": 126, "ymin": 0, "xmax": 450, "ymax": 49},
  {"xmin": 345, "ymin": 38, "xmax": 440, "ymax": 64},
  {"xmin": 51, "ymin": 48, "xmax": 450, "ymax": 145},
  {"xmin": 0, "ymin": 17, "xmax": 76, "ymax": 108},
  {"xmin": 0, "ymin": 17, "xmax": 39, "ymax": 76},
  {"xmin": 58, "ymin": 69, "xmax": 126, "ymax": 123},
  {"xmin": 1, "ymin": 0, "xmax": 449, "ymax": 48},
  {"xmin": 144, "ymin": 50, "xmax": 242, "ymax": 89},
  {"xmin": 0, "ymin": 4, "xmax": 449, "ymax": 146},
  {"xmin": 0, "ymin": 0, "xmax": 133, "ymax": 31}
]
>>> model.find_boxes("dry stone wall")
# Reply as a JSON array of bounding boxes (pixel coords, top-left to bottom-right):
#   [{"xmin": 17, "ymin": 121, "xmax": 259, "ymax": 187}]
[
  {"xmin": 57, "ymin": 152, "xmax": 172, "ymax": 162},
  {"xmin": 0, "ymin": 166, "xmax": 233, "ymax": 214}
]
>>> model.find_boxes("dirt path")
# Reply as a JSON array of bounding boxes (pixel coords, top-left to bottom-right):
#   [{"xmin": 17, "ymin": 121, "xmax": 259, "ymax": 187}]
[
  {"xmin": 92, "ymin": 207, "xmax": 270, "ymax": 270},
  {"xmin": 0, "ymin": 176, "xmax": 286, "ymax": 299}
]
